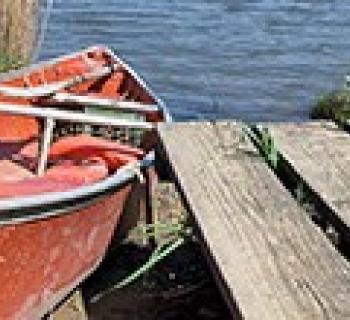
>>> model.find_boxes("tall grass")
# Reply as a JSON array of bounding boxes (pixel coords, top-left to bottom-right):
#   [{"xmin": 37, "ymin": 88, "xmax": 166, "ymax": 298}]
[{"xmin": 0, "ymin": 0, "xmax": 39, "ymax": 72}]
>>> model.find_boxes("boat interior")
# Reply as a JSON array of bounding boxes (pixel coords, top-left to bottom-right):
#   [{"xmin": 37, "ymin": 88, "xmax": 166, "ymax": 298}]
[{"xmin": 0, "ymin": 47, "xmax": 163, "ymax": 199}]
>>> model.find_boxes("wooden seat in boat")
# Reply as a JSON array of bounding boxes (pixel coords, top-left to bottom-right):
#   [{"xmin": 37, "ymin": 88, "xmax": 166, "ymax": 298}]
[{"xmin": 0, "ymin": 157, "xmax": 109, "ymax": 198}]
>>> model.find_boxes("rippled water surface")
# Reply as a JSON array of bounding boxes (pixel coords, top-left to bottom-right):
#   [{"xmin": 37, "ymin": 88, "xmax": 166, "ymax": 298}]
[{"xmin": 41, "ymin": 0, "xmax": 350, "ymax": 121}]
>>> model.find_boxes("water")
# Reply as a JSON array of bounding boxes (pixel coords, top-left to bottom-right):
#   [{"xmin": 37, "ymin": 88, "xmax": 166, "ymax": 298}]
[{"xmin": 41, "ymin": 0, "xmax": 350, "ymax": 121}]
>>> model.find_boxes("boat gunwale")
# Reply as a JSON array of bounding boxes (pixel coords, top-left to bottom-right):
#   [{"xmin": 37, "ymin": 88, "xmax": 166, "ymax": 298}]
[{"xmin": 0, "ymin": 151, "xmax": 154, "ymax": 226}]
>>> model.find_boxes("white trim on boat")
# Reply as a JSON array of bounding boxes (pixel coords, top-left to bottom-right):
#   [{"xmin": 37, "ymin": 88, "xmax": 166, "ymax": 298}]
[
  {"xmin": 0, "ymin": 65, "xmax": 113, "ymax": 98},
  {"xmin": 103, "ymin": 46, "xmax": 172, "ymax": 122},
  {"xmin": 37, "ymin": 117, "xmax": 55, "ymax": 176},
  {"xmin": 53, "ymin": 93, "xmax": 160, "ymax": 113},
  {"xmin": 0, "ymin": 45, "xmax": 172, "ymax": 121},
  {"xmin": 0, "ymin": 152, "xmax": 154, "ymax": 224},
  {"xmin": 0, "ymin": 103, "xmax": 154, "ymax": 129}
]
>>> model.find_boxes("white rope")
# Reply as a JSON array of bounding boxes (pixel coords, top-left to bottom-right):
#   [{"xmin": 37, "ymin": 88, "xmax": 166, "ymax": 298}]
[{"xmin": 32, "ymin": 0, "xmax": 54, "ymax": 62}]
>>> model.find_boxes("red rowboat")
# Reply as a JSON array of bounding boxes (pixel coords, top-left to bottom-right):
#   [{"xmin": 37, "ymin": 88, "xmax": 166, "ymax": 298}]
[{"xmin": 0, "ymin": 46, "xmax": 169, "ymax": 319}]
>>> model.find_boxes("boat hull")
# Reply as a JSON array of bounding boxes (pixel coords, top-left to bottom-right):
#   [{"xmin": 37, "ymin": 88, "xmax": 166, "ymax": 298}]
[
  {"xmin": 0, "ymin": 185, "xmax": 131, "ymax": 319},
  {"xmin": 0, "ymin": 45, "xmax": 167, "ymax": 318}
]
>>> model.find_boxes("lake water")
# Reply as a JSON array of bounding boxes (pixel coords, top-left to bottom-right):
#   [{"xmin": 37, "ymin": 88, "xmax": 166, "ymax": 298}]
[{"xmin": 41, "ymin": 0, "xmax": 350, "ymax": 121}]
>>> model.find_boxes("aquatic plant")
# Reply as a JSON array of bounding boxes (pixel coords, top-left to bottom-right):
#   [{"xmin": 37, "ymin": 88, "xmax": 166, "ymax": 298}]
[
  {"xmin": 310, "ymin": 76, "xmax": 350, "ymax": 123},
  {"xmin": 244, "ymin": 125, "xmax": 279, "ymax": 169}
]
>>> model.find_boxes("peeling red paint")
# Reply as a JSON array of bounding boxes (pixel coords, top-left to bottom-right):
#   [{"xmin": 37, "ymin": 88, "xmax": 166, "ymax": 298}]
[
  {"xmin": 0, "ymin": 45, "xmax": 162, "ymax": 319},
  {"xmin": 0, "ymin": 186, "xmax": 131, "ymax": 319}
]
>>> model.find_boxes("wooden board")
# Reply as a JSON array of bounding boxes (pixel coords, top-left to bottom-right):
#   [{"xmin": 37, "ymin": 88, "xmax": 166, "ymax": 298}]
[
  {"xmin": 50, "ymin": 290, "xmax": 88, "ymax": 320},
  {"xmin": 157, "ymin": 121, "xmax": 350, "ymax": 319},
  {"xmin": 267, "ymin": 121, "xmax": 350, "ymax": 229}
]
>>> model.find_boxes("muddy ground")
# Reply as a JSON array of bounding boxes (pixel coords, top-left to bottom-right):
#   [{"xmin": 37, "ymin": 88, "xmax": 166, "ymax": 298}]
[{"xmin": 52, "ymin": 183, "xmax": 232, "ymax": 320}]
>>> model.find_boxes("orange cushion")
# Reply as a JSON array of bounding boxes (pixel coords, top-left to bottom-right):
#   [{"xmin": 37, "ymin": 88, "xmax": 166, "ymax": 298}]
[
  {"xmin": 45, "ymin": 157, "xmax": 108, "ymax": 184},
  {"xmin": 17, "ymin": 135, "xmax": 143, "ymax": 172},
  {"xmin": 0, "ymin": 160, "xmax": 34, "ymax": 182},
  {"xmin": 48, "ymin": 135, "xmax": 143, "ymax": 171},
  {"xmin": 0, "ymin": 179, "xmax": 81, "ymax": 198},
  {"xmin": 0, "ymin": 157, "xmax": 108, "ymax": 198}
]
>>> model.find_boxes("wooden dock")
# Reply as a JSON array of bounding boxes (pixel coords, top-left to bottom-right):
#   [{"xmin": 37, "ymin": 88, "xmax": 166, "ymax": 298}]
[
  {"xmin": 51, "ymin": 120, "xmax": 350, "ymax": 319},
  {"xmin": 266, "ymin": 121, "xmax": 350, "ymax": 230},
  {"xmin": 157, "ymin": 121, "xmax": 350, "ymax": 319}
]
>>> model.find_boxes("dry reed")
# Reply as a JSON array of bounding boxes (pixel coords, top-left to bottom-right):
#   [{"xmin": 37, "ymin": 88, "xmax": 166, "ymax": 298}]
[{"xmin": 0, "ymin": 0, "xmax": 39, "ymax": 68}]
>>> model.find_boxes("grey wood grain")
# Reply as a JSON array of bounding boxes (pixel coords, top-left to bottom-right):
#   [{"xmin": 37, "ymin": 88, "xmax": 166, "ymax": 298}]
[
  {"xmin": 158, "ymin": 121, "xmax": 350, "ymax": 320},
  {"xmin": 267, "ymin": 121, "xmax": 350, "ymax": 229}
]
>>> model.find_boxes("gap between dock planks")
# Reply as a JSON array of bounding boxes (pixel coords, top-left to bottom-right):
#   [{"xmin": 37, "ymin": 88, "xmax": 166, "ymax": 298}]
[
  {"xmin": 157, "ymin": 121, "xmax": 350, "ymax": 320},
  {"xmin": 266, "ymin": 121, "xmax": 350, "ymax": 230}
]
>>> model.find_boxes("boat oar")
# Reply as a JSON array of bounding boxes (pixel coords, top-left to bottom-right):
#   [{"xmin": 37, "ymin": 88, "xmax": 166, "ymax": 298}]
[
  {"xmin": 52, "ymin": 93, "xmax": 159, "ymax": 113},
  {"xmin": 0, "ymin": 65, "xmax": 114, "ymax": 98},
  {"xmin": 0, "ymin": 104, "xmax": 155, "ymax": 129}
]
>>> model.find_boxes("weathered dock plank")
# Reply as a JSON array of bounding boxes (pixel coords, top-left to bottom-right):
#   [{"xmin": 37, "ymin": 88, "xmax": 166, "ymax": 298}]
[
  {"xmin": 267, "ymin": 121, "xmax": 350, "ymax": 229},
  {"xmin": 50, "ymin": 290, "xmax": 88, "ymax": 320},
  {"xmin": 157, "ymin": 121, "xmax": 350, "ymax": 319}
]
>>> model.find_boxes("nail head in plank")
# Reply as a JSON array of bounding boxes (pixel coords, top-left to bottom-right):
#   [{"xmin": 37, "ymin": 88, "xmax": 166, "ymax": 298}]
[{"xmin": 158, "ymin": 121, "xmax": 350, "ymax": 320}]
